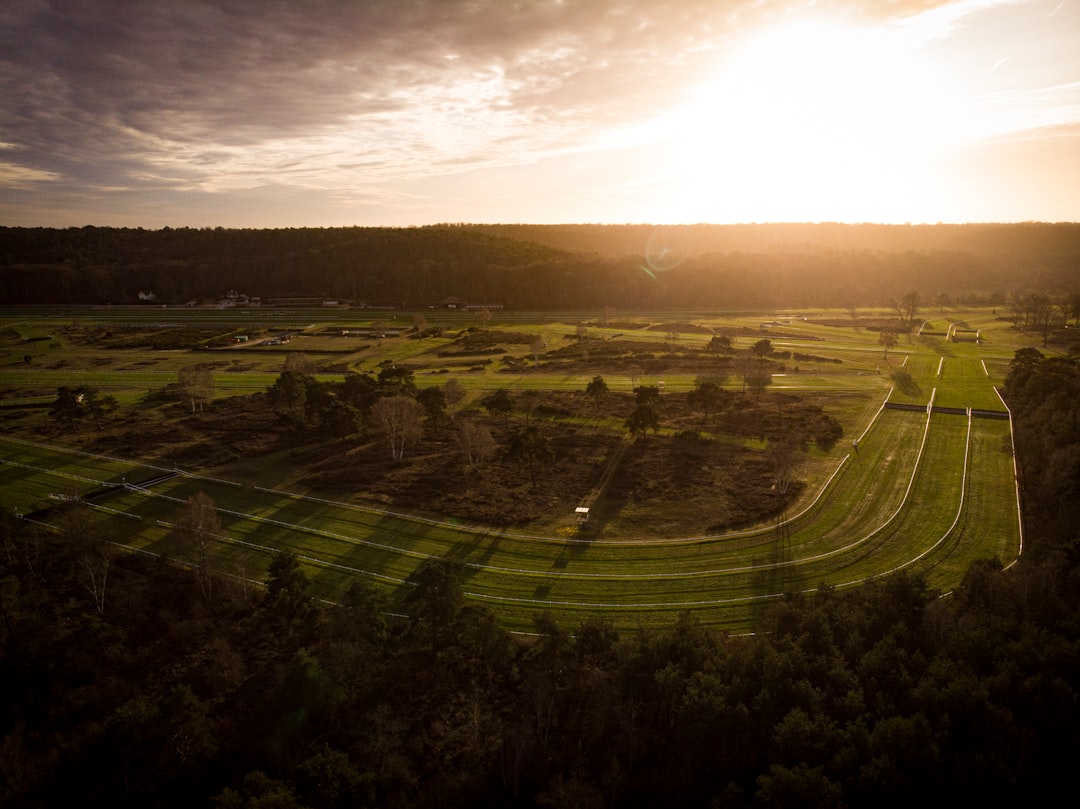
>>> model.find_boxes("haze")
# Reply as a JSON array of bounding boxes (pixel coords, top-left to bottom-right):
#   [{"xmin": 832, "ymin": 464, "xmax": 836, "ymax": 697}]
[{"xmin": 2, "ymin": 0, "xmax": 1078, "ymax": 228}]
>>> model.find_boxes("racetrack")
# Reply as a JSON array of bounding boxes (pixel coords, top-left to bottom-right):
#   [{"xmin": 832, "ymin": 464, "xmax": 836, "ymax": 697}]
[
  {"xmin": 0, "ymin": 308, "xmax": 1026, "ymax": 632},
  {"xmin": 0, "ymin": 399, "xmax": 1021, "ymax": 632}
]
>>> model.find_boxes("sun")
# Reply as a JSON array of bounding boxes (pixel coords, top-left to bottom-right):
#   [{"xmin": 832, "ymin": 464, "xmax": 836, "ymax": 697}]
[{"xmin": 666, "ymin": 20, "xmax": 954, "ymax": 223}]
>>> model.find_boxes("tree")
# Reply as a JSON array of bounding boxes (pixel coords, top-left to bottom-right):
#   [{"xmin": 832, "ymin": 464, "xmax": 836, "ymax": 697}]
[
  {"xmin": 171, "ymin": 492, "xmax": 224, "ymax": 603},
  {"xmin": 585, "ymin": 375, "xmax": 608, "ymax": 414},
  {"xmin": 58, "ymin": 501, "xmax": 113, "ymax": 613},
  {"xmin": 879, "ymin": 329, "xmax": 898, "ymax": 359},
  {"xmin": 319, "ymin": 398, "xmax": 363, "ymax": 439},
  {"xmin": 688, "ymin": 380, "xmax": 722, "ymax": 424},
  {"xmin": 477, "ymin": 307, "xmax": 492, "ymax": 327},
  {"xmin": 626, "ymin": 403, "xmax": 660, "ymax": 439},
  {"xmin": 529, "ymin": 333, "xmax": 546, "ymax": 367},
  {"xmin": 747, "ymin": 368, "xmax": 772, "ymax": 402},
  {"xmin": 443, "ymin": 377, "xmax": 466, "ymax": 423},
  {"xmin": 283, "ymin": 352, "xmax": 315, "ymax": 375},
  {"xmin": 267, "ymin": 369, "xmax": 310, "ymax": 427},
  {"xmin": 768, "ymin": 437, "xmax": 804, "ymax": 500},
  {"xmin": 752, "ymin": 338, "xmax": 772, "ymax": 362},
  {"xmin": 482, "ymin": 388, "xmax": 514, "ymax": 427},
  {"xmin": 49, "ymin": 385, "xmax": 87, "ymax": 432},
  {"xmin": 85, "ymin": 391, "xmax": 118, "ymax": 429},
  {"xmin": 404, "ymin": 557, "xmax": 465, "ymax": 656},
  {"xmin": 339, "ymin": 371, "xmax": 380, "ymax": 413},
  {"xmin": 894, "ymin": 290, "xmax": 921, "ymax": 324},
  {"xmin": 635, "ymin": 384, "xmax": 662, "ymax": 407},
  {"xmin": 416, "ymin": 386, "xmax": 447, "ymax": 427},
  {"xmin": 48, "ymin": 384, "xmax": 116, "ymax": 432},
  {"xmin": 177, "ymin": 364, "xmax": 214, "ymax": 413},
  {"xmin": 706, "ymin": 333, "xmax": 732, "ymax": 359},
  {"xmin": 457, "ymin": 420, "xmax": 497, "ymax": 470},
  {"xmin": 369, "ymin": 396, "xmax": 425, "ymax": 460},
  {"xmin": 504, "ymin": 424, "xmax": 555, "ymax": 488},
  {"xmin": 376, "ymin": 365, "xmax": 417, "ymax": 397},
  {"xmin": 265, "ymin": 550, "xmax": 313, "ymax": 618}
]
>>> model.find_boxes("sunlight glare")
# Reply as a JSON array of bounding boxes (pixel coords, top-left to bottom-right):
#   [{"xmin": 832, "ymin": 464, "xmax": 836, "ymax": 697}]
[{"xmin": 670, "ymin": 21, "xmax": 956, "ymax": 222}]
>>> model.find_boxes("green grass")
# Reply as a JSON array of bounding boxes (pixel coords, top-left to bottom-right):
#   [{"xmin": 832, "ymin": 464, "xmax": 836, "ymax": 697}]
[{"xmin": 0, "ymin": 306, "xmax": 1028, "ymax": 632}]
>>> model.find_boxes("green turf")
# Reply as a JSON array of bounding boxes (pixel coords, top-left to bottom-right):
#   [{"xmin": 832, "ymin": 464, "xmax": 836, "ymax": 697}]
[{"xmin": 0, "ymin": 306, "xmax": 1029, "ymax": 632}]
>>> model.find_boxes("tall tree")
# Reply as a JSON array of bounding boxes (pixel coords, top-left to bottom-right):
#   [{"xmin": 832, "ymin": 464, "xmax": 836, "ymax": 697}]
[
  {"xmin": 626, "ymin": 403, "xmax": 660, "ymax": 439},
  {"xmin": 707, "ymin": 332, "xmax": 733, "ymax": 358},
  {"xmin": 376, "ymin": 366, "xmax": 417, "ymax": 397},
  {"xmin": 688, "ymin": 380, "xmax": 722, "ymax": 424},
  {"xmin": 267, "ymin": 370, "xmax": 310, "ymax": 427},
  {"xmin": 416, "ymin": 386, "xmax": 447, "ymax": 427},
  {"xmin": 171, "ymin": 492, "xmax": 224, "ymax": 603},
  {"xmin": 265, "ymin": 550, "xmax": 313, "ymax": 619},
  {"xmin": 49, "ymin": 385, "xmax": 86, "ymax": 432},
  {"xmin": 482, "ymin": 388, "xmax": 514, "ymax": 427},
  {"xmin": 404, "ymin": 557, "xmax": 465, "ymax": 657},
  {"xmin": 585, "ymin": 375, "xmax": 609, "ymax": 414},
  {"xmin": 503, "ymin": 424, "xmax": 554, "ymax": 488},
  {"xmin": 879, "ymin": 329, "xmax": 898, "ymax": 359}
]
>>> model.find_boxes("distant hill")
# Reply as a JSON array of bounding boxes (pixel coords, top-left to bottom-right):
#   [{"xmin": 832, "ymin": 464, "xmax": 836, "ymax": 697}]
[{"xmin": 1, "ymin": 223, "xmax": 1077, "ymax": 308}]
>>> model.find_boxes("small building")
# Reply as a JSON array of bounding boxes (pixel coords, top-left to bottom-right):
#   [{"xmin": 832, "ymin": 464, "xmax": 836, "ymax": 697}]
[{"xmin": 575, "ymin": 507, "xmax": 590, "ymax": 524}]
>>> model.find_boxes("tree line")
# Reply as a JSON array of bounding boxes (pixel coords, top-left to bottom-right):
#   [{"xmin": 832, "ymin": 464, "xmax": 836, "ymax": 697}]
[{"xmin": 3, "ymin": 224, "xmax": 1078, "ymax": 310}]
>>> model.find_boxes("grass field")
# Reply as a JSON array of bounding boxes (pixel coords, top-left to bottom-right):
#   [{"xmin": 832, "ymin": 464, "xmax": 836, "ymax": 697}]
[{"xmin": 0, "ymin": 305, "xmax": 1035, "ymax": 631}]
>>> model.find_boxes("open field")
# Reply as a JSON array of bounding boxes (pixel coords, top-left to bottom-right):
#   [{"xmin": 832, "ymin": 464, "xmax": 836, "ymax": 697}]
[{"xmin": 0, "ymin": 305, "xmax": 1035, "ymax": 631}]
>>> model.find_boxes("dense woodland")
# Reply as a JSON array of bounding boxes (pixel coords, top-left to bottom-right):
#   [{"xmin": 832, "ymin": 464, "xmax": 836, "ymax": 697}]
[
  {"xmin": 2, "ymin": 223, "xmax": 1079, "ymax": 309},
  {"xmin": 1, "ymin": 350, "xmax": 1079, "ymax": 807}
]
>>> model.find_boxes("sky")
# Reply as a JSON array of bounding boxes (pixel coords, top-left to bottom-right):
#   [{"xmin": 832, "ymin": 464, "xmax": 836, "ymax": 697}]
[{"xmin": 1, "ymin": 0, "xmax": 1078, "ymax": 228}]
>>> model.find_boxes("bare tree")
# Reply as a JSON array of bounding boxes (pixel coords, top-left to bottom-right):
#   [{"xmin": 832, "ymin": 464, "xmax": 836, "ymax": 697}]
[
  {"xmin": 457, "ymin": 420, "xmax": 497, "ymax": 469},
  {"xmin": 768, "ymin": 437, "xmax": 803, "ymax": 499},
  {"xmin": 283, "ymin": 352, "xmax": 315, "ymax": 375},
  {"xmin": 178, "ymin": 364, "xmax": 215, "ymax": 413},
  {"xmin": 443, "ymin": 378, "xmax": 466, "ymax": 423},
  {"xmin": 172, "ymin": 492, "xmax": 225, "ymax": 603},
  {"xmin": 370, "ymin": 395, "xmax": 425, "ymax": 460},
  {"xmin": 58, "ymin": 502, "xmax": 113, "ymax": 613},
  {"xmin": 477, "ymin": 308, "xmax": 492, "ymax": 328},
  {"xmin": 879, "ymin": 329, "xmax": 898, "ymax": 359}
]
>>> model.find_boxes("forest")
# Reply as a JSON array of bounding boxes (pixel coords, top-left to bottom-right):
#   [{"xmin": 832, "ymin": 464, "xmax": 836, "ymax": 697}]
[
  {"xmin": 1, "ymin": 349, "xmax": 1078, "ymax": 807},
  {"xmin": 2, "ymin": 223, "xmax": 1079, "ymax": 309}
]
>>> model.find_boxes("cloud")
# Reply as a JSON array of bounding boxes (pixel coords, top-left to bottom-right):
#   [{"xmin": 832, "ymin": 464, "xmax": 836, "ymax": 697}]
[
  {"xmin": 1, "ymin": 0, "xmax": 1067, "ymax": 226},
  {"xmin": 0, "ymin": 2, "xmax": 965, "ymax": 187}
]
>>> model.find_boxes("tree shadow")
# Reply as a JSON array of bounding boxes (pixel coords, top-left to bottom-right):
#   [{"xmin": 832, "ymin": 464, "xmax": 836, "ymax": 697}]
[{"xmin": 890, "ymin": 369, "xmax": 922, "ymax": 398}]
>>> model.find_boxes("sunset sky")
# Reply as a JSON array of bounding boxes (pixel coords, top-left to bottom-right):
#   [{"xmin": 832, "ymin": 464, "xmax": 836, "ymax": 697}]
[{"xmin": 2, "ymin": 0, "xmax": 1078, "ymax": 228}]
